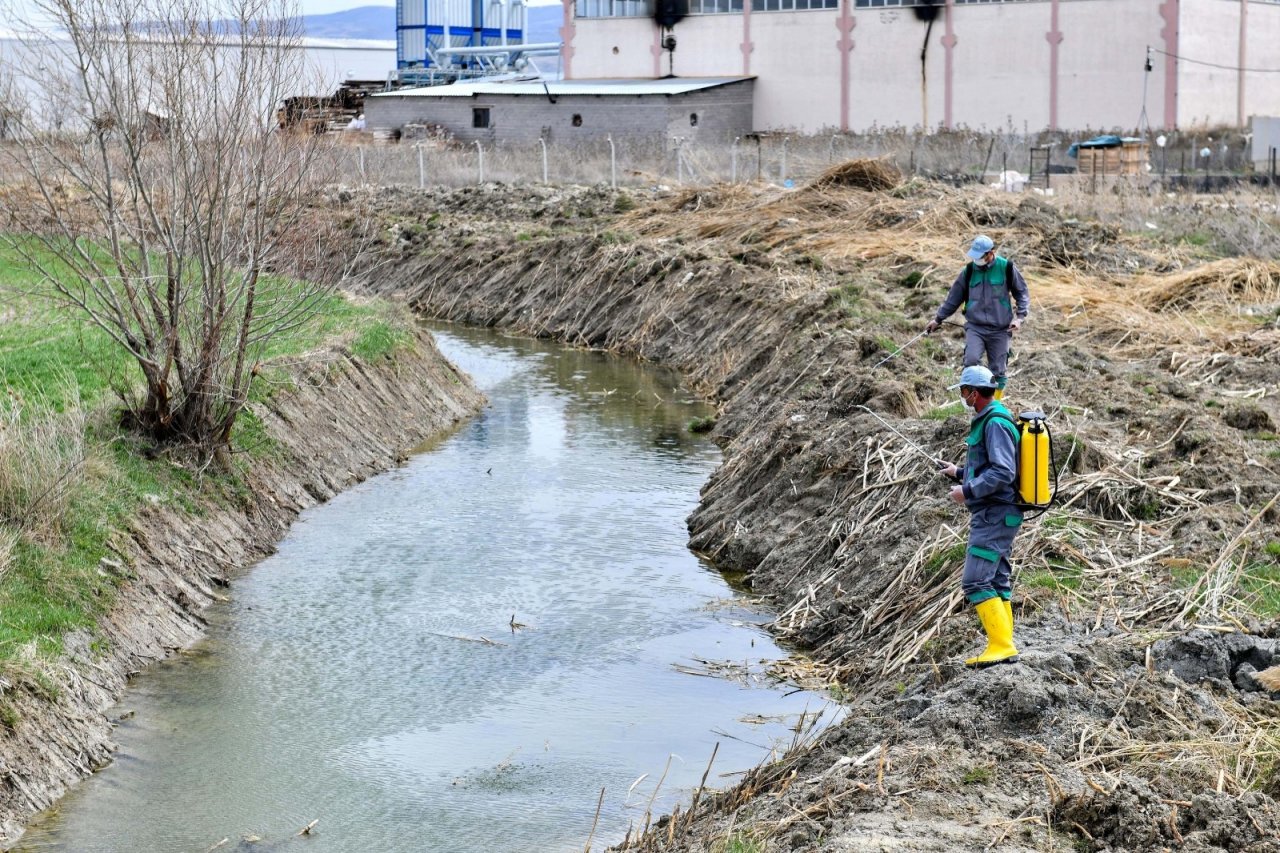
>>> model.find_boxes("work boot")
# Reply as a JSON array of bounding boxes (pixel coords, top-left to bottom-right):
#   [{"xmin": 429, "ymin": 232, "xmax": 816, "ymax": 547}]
[
  {"xmin": 993, "ymin": 375, "xmax": 1007, "ymax": 401},
  {"xmin": 964, "ymin": 597, "xmax": 1019, "ymax": 668}
]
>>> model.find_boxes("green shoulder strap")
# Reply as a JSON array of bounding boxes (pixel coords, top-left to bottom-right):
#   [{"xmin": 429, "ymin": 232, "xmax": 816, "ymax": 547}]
[{"xmin": 966, "ymin": 404, "xmax": 1021, "ymax": 446}]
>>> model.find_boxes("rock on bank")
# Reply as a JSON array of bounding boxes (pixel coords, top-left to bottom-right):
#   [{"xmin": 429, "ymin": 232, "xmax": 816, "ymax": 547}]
[{"xmin": 0, "ymin": 327, "xmax": 483, "ymax": 847}]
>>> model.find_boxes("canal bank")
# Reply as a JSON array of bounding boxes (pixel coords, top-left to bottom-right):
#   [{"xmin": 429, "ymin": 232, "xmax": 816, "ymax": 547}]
[
  {"xmin": 349, "ymin": 179, "xmax": 1280, "ymax": 851},
  {"xmin": 0, "ymin": 328, "xmax": 484, "ymax": 847},
  {"xmin": 15, "ymin": 325, "xmax": 837, "ymax": 852}
]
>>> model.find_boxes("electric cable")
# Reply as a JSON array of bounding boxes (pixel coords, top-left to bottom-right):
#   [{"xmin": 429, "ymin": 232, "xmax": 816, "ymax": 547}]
[{"xmin": 1149, "ymin": 45, "xmax": 1280, "ymax": 74}]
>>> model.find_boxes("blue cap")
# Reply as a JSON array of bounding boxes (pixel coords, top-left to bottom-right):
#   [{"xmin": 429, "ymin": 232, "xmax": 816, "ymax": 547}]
[
  {"xmin": 948, "ymin": 364, "xmax": 997, "ymax": 390},
  {"xmin": 966, "ymin": 234, "xmax": 995, "ymax": 261}
]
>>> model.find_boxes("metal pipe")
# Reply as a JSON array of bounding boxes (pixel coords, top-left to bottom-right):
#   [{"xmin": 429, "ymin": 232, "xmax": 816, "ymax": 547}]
[
  {"xmin": 607, "ymin": 134, "xmax": 616, "ymax": 189},
  {"xmin": 442, "ymin": 0, "xmax": 451, "ymax": 64},
  {"xmin": 418, "ymin": 144, "xmax": 426, "ymax": 188},
  {"xmin": 500, "ymin": 0, "xmax": 508, "ymax": 47},
  {"xmin": 435, "ymin": 42, "xmax": 561, "ymax": 55},
  {"xmin": 538, "ymin": 137, "xmax": 548, "ymax": 183},
  {"xmin": 829, "ymin": 133, "xmax": 838, "ymax": 163},
  {"xmin": 476, "ymin": 140, "xmax": 484, "ymax": 183},
  {"xmin": 731, "ymin": 135, "xmax": 739, "ymax": 183},
  {"xmin": 780, "ymin": 136, "xmax": 788, "ymax": 184}
]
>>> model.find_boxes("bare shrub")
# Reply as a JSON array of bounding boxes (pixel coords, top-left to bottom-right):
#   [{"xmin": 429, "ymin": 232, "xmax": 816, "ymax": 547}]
[{"xmin": 0, "ymin": 0, "xmax": 348, "ymax": 466}]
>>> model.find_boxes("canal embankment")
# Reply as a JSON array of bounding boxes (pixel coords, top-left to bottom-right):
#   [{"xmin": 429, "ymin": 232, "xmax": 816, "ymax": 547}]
[
  {"xmin": 0, "ymin": 323, "xmax": 483, "ymax": 847},
  {"xmin": 348, "ymin": 175, "xmax": 1280, "ymax": 851}
]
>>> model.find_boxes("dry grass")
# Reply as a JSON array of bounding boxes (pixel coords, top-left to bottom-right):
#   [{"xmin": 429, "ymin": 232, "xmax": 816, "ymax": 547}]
[
  {"xmin": 0, "ymin": 386, "xmax": 88, "ymax": 541},
  {"xmin": 808, "ymin": 158, "xmax": 902, "ymax": 193}
]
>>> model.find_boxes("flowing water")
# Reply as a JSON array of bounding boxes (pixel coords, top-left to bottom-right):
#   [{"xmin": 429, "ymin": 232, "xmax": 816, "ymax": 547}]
[{"xmin": 18, "ymin": 326, "xmax": 835, "ymax": 853}]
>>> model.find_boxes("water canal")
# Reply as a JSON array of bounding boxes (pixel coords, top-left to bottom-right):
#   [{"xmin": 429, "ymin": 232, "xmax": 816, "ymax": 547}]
[{"xmin": 18, "ymin": 325, "xmax": 834, "ymax": 853}]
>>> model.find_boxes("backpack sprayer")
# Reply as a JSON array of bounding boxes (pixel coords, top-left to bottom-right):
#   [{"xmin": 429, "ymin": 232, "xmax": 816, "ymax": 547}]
[
  {"xmin": 855, "ymin": 404, "xmax": 1058, "ymax": 514},
  {"xmin": 863, "ymin": 330, "xmax": 1059, "ymax": 512}
]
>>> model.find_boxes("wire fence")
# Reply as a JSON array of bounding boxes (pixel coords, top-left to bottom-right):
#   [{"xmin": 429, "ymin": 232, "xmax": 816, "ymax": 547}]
[{"xmin": 316, "ymin": 128, "xmax": 1274, "ymax": 192}]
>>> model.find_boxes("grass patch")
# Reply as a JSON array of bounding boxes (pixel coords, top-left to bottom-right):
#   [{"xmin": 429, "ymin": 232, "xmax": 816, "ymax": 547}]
[
  {"xmin": 924, "ymin": 401, "xmax": 963, "ymax": 420},
  {"xmin": 0, "ymin": 239, "xmax": 408, "ymax": 670},
  {"xmin": 687, "ymin": 415, "xmax": 718, "ymax": 434},
  {"xmin": 714, "ymin": 833, "xmax": 766, "ymax": 853},
  {"xmin": 827, "ymin": 280, "xmax": 863, "ymax": 317},
  {"xmin": 961, "ymin": 765, "xmax": 993, "ymax": 785},
  {"xmin": 923, "ymin": 542, "xmax": 966, "ymax": 579},
  {"xmin": 1243, "ymin": 558, "xmax": 1280, "ymax": 618},
  {"xmin": 1023, "ymin": 558, "xmax": 1084, "ymax": 592}
]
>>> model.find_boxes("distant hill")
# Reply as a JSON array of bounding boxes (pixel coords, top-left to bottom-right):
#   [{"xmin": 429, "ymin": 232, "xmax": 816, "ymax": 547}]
[
  {"xmin": 300, "ymin": 4, "xmax": 562, "ymax": 45},
  {"xmin": 302, "ymin": 5, "xmax": 395, "ymax": 41}
]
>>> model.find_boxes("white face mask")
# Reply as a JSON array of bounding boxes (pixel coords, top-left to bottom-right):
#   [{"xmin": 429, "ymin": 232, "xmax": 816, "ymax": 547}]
[{"xmin": 962, "ymin": 392, "xmax": 976, "ymax": 416}]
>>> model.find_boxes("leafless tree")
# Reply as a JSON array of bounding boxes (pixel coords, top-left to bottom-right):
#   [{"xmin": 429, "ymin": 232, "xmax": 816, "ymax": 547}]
[{"xmin": 0, "ymin": 0, "xmax": 344, "ymax": 466}]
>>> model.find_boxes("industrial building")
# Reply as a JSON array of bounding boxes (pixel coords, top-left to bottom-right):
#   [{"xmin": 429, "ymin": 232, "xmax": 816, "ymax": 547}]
[
  {"xmin": 365, "ymin": 76, "xmax": 754, "ymax": 141},
  {"xmin": 560, "ymin": 0, "xmax": 1280, "ymax": 132}
]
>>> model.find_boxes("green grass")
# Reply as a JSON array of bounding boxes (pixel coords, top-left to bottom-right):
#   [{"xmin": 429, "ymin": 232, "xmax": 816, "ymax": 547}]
[
  {"xmin": 923, "ymin": 542, "xmax": 966, "ymax": 579},
  {"xmin": 1243, "ymin": 557, "xmax": 1280, "ymax": 618},
  {"xmin": 687, "ymin": 415, "xmax": 717, "ymax": 434},
  {"xmin": 924, "ymin": 401, "xmax": 963, "ymax": 420},
  {"xmin": 961, "ymin": 765, "xmax": 993, "ymax": 785},
  {"xmin": 1023, "ymin": 558, "xmax": 1084, "ymax": 592},
  {"xmin": 0, "ymin": 240, "xmax": 411, "ymax": 670},
  {"xmin": 715, "ymin": 833, "xmax": 766, "ymax": 853}
]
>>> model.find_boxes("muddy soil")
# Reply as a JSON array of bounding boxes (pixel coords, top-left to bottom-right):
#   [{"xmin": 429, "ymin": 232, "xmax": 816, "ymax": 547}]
[
  {"xmin": 0, "ymin": 329, "xmax": 483, "ymax": 847},
  {"xmin": 346, "ymin": 178, "xmax": 1280, "ymax": 852}
]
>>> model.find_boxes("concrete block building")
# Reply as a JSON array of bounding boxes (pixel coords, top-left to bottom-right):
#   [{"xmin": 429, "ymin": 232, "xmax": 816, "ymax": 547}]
[
  {"xmin": 364, "ymin": 76, "xmax": 754, "ymax": 141},
  {"xmin": 558, "ymin": 0, "xmax": 1280, "ymax": 132}
]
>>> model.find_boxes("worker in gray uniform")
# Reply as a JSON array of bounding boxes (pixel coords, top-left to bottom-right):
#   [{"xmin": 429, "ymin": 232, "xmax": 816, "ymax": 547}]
[
  {"xmin": 926, "ymin": 235, "xmax": 1030, "ymax": 400},
  {"xmin": 938, "ymin": 365, "xmax": 1021, "ymax": 667}
]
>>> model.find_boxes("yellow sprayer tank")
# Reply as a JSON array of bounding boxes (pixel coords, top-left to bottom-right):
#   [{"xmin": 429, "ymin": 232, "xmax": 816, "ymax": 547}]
[{"xmin": 1017, "ymin": 411, "xmax": 1052, "ymax": 508}]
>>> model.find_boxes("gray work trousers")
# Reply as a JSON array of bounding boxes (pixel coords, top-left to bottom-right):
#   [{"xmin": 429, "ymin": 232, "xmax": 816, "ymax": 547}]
[
  {"xmin": 961, "ymin": 503, "xmax": 1022, "ymax": 603},
  {"xmin": 964, "ymin": 325, "xmax": 1011, "ymax": 379}
]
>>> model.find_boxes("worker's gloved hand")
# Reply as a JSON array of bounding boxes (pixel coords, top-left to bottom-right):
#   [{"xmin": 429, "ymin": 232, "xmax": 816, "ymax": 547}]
[
  {"xmin": 937, "ymin": 461, "xmax": 959, "ymax": 480},
  {"xmin": 1009, "ymin": 317, "xmax": 1023, "ymax": 335},
  {"xmin": 925, "ymin": 319, "xmax": 940, "ymax": 334}
]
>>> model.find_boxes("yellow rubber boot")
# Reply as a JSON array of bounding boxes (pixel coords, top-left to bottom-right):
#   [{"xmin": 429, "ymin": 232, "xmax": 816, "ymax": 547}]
[
  {"xmin": 964, "ymin": 598, "xmax": 1019, "ymax": 667},
  {"xmin": 993, "ymin": 387, "xmax": 1004, "ymax": 401}
]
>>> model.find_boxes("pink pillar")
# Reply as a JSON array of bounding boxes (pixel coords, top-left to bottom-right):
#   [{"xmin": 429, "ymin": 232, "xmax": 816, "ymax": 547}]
[
  {"xmin": 1238, "ymin": 0, "xmax": 1247, "ymax": 128},
  {"xmin": 1045, "ymin": 0, "xmax": 1063, "ymax": 130},
  {"xmin": 651, "ymin": 26, "xmax": 663, "ymax": 77},
  {"xmin": 741, "ymin": 0, "xmax": 754, "ymax": 75},
  {"xmin": 1159, "ymin": 0, "xmax": 1179, "ymax": 128},
  {"xmin": 836, "ymin": 0, "xmax": 855, "ymax": 131},
  {"xmin": 560, "ymin": 0, "xmax": 576, "ymax": 79},
  {"xmin": 941, "ymin": 0, "xmax": 956, "ymax": 130}
]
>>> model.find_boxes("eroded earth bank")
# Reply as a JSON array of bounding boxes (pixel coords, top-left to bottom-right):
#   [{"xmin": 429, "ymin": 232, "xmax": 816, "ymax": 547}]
[
  {"xmin": 0, "ymin": 330, "xmax": 483, "ymax": 846},
  {"xmin": 348, "ymin": 169, "xmax": 1280, "ymax": 852}
]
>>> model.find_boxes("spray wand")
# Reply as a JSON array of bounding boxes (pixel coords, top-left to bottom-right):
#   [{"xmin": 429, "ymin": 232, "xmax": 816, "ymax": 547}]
[{"xmin": 856, "ymin": 405, "xmax": 948, "ymax": 471}]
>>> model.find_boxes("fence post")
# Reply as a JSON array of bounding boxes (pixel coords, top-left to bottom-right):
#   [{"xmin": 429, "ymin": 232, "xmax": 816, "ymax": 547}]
[
  {"xmin": 359, "ymin": 145, "xmax": 366, "ymax": 183},
  {"xmin": 538, "ymin": 137, "xmax": 548, "ymax": 184},
  {"xmin": 781, "ymin": 136, "xmax": 788, "ymax": 184},
  {"xmin": 418, "ymin": 145, "xmax": 425, "ymax": 189},
  {"xmin": 475, "ymin": 140, "xmax": 484, "ymax": 184},
  {"xmin": 607, "ymin": 134, "xmax": 616, "ymax": 189},
  {"xmin": 731, "ymin": 136, "xmax": 740, "ymax": 183},
  {"xmin": 828, "ymin": 134, "xmax": 838, "ymax": 163}
]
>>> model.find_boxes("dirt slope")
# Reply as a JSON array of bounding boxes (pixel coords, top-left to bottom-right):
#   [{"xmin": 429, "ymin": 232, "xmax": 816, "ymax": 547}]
[
  {"xmin": 0, "ymin": 329, "xmax": 483, "ymax": 847},
  {"xmin": 348, "ymin": 175, "xmax": 1280, "ymax": 852}
]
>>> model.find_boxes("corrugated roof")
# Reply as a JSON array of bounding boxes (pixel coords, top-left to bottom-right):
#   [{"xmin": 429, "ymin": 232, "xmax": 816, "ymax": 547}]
[{"xmin": 372, "ymin": 77, "xmax": 753, "ymax": 98}]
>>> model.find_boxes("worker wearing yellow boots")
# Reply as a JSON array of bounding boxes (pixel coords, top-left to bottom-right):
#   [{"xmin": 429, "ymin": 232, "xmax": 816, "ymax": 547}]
[{"xmin": 938, "ymin": 365, "xmax": 1022, "ymax": 667}]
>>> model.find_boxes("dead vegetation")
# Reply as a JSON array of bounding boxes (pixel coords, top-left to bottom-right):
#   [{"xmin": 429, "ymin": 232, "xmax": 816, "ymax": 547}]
[{"xmin": 353, "ymin": 165, "xmax": 1280, "ymax": 852}]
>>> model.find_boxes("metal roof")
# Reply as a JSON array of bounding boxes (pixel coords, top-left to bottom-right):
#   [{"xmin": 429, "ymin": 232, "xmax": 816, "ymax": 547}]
[{"xmin": 373, "ymin": 77, "xmax": 754, "ymax": 98}]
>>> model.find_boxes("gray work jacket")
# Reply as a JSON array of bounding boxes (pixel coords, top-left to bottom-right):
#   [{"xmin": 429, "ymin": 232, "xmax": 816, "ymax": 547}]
[{"xmin": 934, "ymin": 257, "xmax": 1030, "ymax": 331}]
